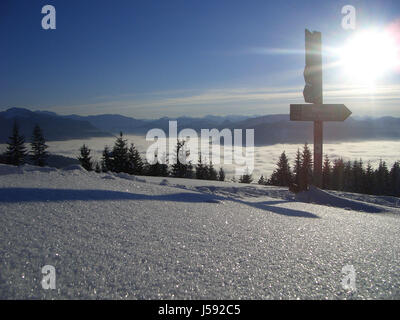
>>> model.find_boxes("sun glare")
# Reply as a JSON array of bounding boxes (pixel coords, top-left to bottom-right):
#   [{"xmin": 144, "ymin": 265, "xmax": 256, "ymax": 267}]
[{"xmin": 339, "ymin": 29, "xmax": 399, "ymax": 84}]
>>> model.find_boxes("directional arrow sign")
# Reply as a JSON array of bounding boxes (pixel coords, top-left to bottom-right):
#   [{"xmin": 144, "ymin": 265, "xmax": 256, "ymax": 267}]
[{"xmin": 290, "ymin": 104, "xmax": 352, "ymax": 121}]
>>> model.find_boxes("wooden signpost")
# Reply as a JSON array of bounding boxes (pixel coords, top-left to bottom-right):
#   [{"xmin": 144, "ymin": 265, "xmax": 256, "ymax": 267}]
[{"xmin": 290, "ymin": 29, "xmax": 352, "ymax": 187}]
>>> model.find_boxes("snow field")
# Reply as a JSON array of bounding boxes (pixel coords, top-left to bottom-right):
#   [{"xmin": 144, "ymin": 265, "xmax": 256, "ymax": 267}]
[{"xmin": 0, "ymin": 164, "xmax": 399, "ymax": 299}]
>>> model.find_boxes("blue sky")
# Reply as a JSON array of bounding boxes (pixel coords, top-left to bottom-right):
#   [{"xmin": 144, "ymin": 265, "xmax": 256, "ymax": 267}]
[{"xmin": 1, "ymin": 0, "xmax": 399, "ymax": 118}]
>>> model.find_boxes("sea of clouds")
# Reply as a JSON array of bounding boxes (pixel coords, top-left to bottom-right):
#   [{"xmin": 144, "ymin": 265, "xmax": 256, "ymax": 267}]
[{"xmin": 2, "ymin": 135, "xmax": 397, "ymax": 179}]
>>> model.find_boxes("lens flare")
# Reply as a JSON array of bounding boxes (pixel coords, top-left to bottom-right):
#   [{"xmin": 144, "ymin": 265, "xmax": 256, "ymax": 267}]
[{"xmin": 339, "ymin": 27, "xmax": 399, "ymax": 84}]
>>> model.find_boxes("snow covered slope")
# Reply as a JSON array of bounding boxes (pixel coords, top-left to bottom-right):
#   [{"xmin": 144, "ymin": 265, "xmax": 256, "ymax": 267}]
[{"xmin": 0, "ymin": 164, "xmax": 399, "ymax": 299}]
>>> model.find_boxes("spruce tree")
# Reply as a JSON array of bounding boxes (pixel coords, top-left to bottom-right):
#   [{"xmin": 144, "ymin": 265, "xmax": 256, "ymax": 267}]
[
  {"xmin": 186, "ymin": 161, "xmax": 194, "ymax": 179},
  {"xmin": 258, "ymin": 175, "xmax": 266, "ymax": 185},
  {"xmin": 127, "ymin": 143, "xmax": 143, "ymax": 175},
  {"xmin": 299, "ymin": 143, "xmax": 312, "ymax": 191},
  {"xmin": 101, "ymin": 146, "xmax": 113, "ymax": 172},
  {"xmin": 322, "ymin": 154, "xmax": 331, "ymax": 189},
  {"xmin": 94, "ymin": 162, "xmax": 102, "ymax": 173},
  {"xmin": 171, "ymin": 139, "xmax": 189, "ymax": 178},
  {"xmin": 389, "ymin": 161, "xmax": 400, "ymax": 196},
  {"xmin": 145, "ymin": 161, "xmax": 166, "ymax": 177},
  {"xmin": 239, "ymin": 168, "xmax": 253, "ymax": 184},
  {"xmin": 158, "ymin": 152, "xmax": 169, "ymax": 177},
  {"xmin": 30, "ymin": 124, "xmax": 49, "ymax": 167},
  {"xmin": 5, "ymin": 121, "xmax": 27, "ymax": 166},
  {"xmin": 268, "ymin": 151, "xmax": 292, "ymax": 186},
  {"xmin": 112, "ymin": 132, "xmax": 129, "ymax": 173},
  {"xmin": 218, "ymin": 167, "xmax": 226, "ymax": 181},
  {"xmin": 331, "ymin": 158, "xmax": 345, "ymax": 190},
  {"xmin": 77, "ymin": 144, "xmax": 93, "ymax": 171},
  {"xmin": 146, "ymin": 151, "xmax": 169, "ymax": 177},
  {"xmin": 208, "ymin": 161, "xmax": 218, "ymax": 180},
  {"xmin": 293, "ymin": 148, "xmax": 302, "ymax": 187},
  {"xmin": 375, "ymin": 159, "xmax": 390, "ymax": 195},
  {"xmin": 363, "ymin": 161, "xmax": 375, "ymax": 195},
  {"xmin": 352, "ymin": 159, "xmax": 365, "ymax": 193},
  {"xmin": 195, "ymin": 153, "xmax": 208, "ymax": 179},
  {"xmin": 343, "ymin": 161, "xmax": 352, "ymax": 192},
  {"xmin": 145, "ymin": 151, "xmax": 161, "ymax": 176}
]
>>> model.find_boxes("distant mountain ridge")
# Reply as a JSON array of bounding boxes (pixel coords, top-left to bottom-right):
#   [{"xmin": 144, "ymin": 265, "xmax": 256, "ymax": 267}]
[
  {"xmin": 64, "ymin": 113, "xmax": 251, "ymax": 134},
  {"xmin": 1, "ymin": 107, "xmax": 400, "ymax": 145},
  {"xmin": 238, "ymin": 115, "xmax": 400, "ymax": 145},
  {"xmin": 0, "ymin": 108, "xmax": 112, "ymax": 143}
]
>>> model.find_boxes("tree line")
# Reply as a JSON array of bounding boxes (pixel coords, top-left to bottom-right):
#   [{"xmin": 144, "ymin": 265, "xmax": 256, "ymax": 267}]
[
  {"xmin": 0, "ymin": 121, "xmax": 49, "ymax": 166},
  {"xmin": 258, "ymin": 143, "xmax": 400, "ymax": 197},
  {"xmin": 77, "ymin": 132, "xmax": 228, "ymax": 181},
  {"xmin": 2, "ymin": 122, "xmax": 399, "ymax": 197}
]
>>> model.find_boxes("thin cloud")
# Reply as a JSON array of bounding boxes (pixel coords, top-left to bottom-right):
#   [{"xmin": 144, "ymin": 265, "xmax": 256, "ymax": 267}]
[
  {"xmin": 52, "ymin": 83, "xmax": 400, "ymax": 116},
  {"xmin": 242, "ymin": 47, "xmax": 305, "ymax": 55}
]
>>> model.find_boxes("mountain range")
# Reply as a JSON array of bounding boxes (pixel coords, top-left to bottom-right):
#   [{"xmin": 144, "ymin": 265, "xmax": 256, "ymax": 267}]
[
  {"xmin": 0, "ymin": 108, "xmax": 112, "ymax": 142},
  {"xmin": 1, "ymin": 107, "xmax": 400, "ymax": 146}
]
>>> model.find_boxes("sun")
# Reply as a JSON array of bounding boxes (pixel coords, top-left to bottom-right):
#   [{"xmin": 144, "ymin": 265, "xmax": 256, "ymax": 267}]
[{"xmin": 339, "ymin": 29, "xmax": 399, "ymax": 84}]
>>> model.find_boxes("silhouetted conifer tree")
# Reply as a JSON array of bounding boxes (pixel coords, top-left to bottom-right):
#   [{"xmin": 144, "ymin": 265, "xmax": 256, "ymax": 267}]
[
  {"xmin": 343, "ymin": 161, "xmax": 353, "ymax": 191},
  {"xmin": 195, "ymin": 153, "xmax": 208, "ymax": 180},
  {"xmin": 101, "ymin": 146, "xmax": 113, "ymax": 172},
  {"xmin": 77, "ymin": 144, "xmax": 93, "ymax": 171},
  {"xmin": 322, "ymin": 154, "xmax": 331, "ymax": 189},
  {"xmin": 351, "ymin": 159, "xmax": 364, "ymax": 193},
  {"xmin": 293, "ymin": 148, "xmax": 302, "ymax": 187},
  {"xmin": 5, "ymin": 121, "xmax": 27, "ymax": 166},
  {"xmin": 331, "ymin": 158, "xmax": 345, "ymax": 190},
  {"xmin": 389, "ymin": 161, "xmax": 400, "ymax": 196},
  {"xmin": 94, "ymin": 162, "xmax": 101, "ymax": 173},
  {"xmin": 30, "ymin": 124, "xmax": 49, "ymax": 167},
  {"xmin": 375, "ymin": 159, "xmax": 390, "ymax": 195},
  {"xmin": 218, "ymin": 167, "xmax": 226, "ymax": 181},
  {"xmin": 112, "ymin": 132, "xmax": 129, "ymax": 173},
  {"xmin": 171, "ymin": 139, "xmax": 192, "ymax": 178},
  {"xmin": 208, "ymin": 161, "xmax": 218, "ymax": 180},
  {"xmin": 127, "ymin": 143, "xmax": 143, "ymax": 175},
  {"xmin": 299, "ymin": 143, "xmax": 312, "ymax": 191},
  {"xmin": 239, "ymin": 168, "xmax": 253, "ymax": 184},
  {"xmin": 145, "ymin": 150, "xmax": 169, "ymax": 177},
  {"xmin": 363, "ymin": 161, "xmax": 375, "ymax": 195},
  {"xmin": 268, "ymin": 151, "xmax": 292, "ymax": 186},
  {"xmin": 258, "ymin": 175, "xmax": 266, "ymax": 185}
]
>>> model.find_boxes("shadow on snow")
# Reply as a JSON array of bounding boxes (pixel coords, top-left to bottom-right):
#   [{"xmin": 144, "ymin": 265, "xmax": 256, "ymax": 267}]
[
  {"xmin": 0, "ymin": 188, "xmax": 220, "ymax": 204},
  {"xmin": 226, "ymin": 197, "xmax": 320, "ymax": 218},
  {"xmin": 0, "ymin": 187, "xmax": 319, "ymax": 218}
]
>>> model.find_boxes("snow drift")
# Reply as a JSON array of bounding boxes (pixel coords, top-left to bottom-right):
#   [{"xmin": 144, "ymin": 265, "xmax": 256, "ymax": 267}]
[{"xmin": 295, "ymin": 185, "xmax": 388, "ymax": 213}]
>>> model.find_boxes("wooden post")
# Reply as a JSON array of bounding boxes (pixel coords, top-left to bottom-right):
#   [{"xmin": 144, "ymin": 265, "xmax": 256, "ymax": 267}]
[
  {"xmin": 313, "ymin": 32, "xmax": 323, "ymax": 187},
  {"xmin": 304, "ymin": 30, "xmax": 323, "ymax": 187},
  {"xmin": 313, "ymin": 120, "xmax": 323, "ymax": 187}
]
